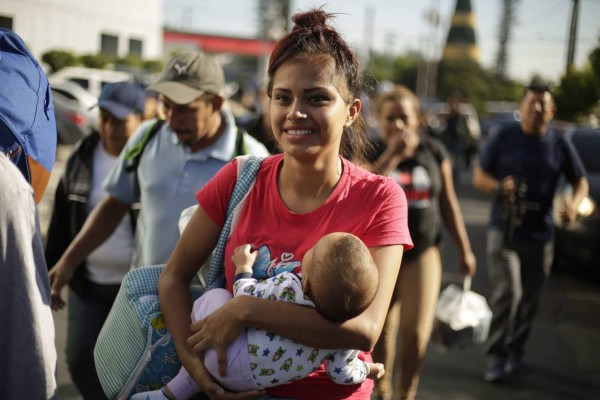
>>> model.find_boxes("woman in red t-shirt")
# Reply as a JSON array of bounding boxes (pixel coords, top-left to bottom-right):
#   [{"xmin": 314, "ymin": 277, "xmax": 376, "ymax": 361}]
[{"xmin": 159, "ymin": 8, "xmax": 412, "ymax": 400}]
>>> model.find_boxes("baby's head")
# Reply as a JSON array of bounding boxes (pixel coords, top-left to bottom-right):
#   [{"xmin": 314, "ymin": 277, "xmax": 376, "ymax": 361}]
[{"xmin": 301, "ymin": 232, "xmax": 379, "ymax": 323}]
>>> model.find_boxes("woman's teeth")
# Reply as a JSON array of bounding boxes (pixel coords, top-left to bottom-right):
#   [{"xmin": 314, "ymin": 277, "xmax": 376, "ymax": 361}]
[{"xmin": 287, "ymin": 130, "xmax": 312, "ymax": 135}]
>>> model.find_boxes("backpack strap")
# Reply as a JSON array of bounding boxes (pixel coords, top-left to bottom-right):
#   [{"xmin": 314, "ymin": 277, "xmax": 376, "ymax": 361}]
[
  {"xmin": 124, "ymin": 119, "xmax": 166, "ymax": 173},
  {"xmin": 232, "ymin": 127, "xmax": 247, "ymax": 158},
  {"xmin": 205, "ymin": 155, "xmax": 263, "ymax": 287}
]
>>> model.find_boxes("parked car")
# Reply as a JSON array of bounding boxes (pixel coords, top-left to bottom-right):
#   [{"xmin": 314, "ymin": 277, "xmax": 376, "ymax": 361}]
[
  {"xmin": 480, "ymin": 101, "xmax": 520, "ymax": 138},
  {"xmin": 51, "ymin": 81, "xmax": 98, "ymax": 144},
  {"xmin": 553, "ymin": 128, "xmax": 600, "ymax": 273},
  {"xmin": 49, "ymin": 66, "xmax": 133, "ymax": 97}
]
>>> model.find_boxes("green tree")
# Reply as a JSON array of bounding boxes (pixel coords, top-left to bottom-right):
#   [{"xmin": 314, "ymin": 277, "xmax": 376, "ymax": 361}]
[
  {"xmin": 554, "ymin": 35, "xmax": 600, "ymax": 121},
  {"xmin": 142, "ymin": 59, "xmax": 163, "ymax": 73},
  {"xmin": 554, "ymin": 67, "xmax": 599, "ymax": 121},
  {"xmin": 114, "ymin": 54, "xmax": 144, "ymax": 69},
  {"xmin": 41, "ymin": 50, "xmax": 78, "ymax": 73},
  {"xmin": 368, "ymin": 53, "xmax": 418, "ymax": 92}
]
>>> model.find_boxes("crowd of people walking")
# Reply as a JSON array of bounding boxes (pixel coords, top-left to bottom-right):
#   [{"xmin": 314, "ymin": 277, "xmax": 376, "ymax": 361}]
[{"xmin": 0, "ymin": 5, "xmax": 590, "ymax": 400}]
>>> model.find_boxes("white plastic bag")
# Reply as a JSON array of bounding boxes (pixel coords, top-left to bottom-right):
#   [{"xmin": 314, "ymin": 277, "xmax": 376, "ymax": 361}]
[{"xmin": 431, "ymin": 277, "xmax": 492, "ymax": 351}]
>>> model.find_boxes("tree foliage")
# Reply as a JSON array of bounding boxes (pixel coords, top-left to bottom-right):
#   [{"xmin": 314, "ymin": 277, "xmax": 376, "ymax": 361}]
[
  {"xmin": 554, "ymin": 67, "xmax": 599, "ymax": 121},
  {"xmin": 367, "ymin": 53, "xmax": 418, "ymax": 93},
  {"xmin": 41, "ymin": 50, "xmax": 78, "ymax": 73},
  {"xmin": 42, "ymin": 49, "xmax": 165, "ymax": 76},
  {"xmin": 367, "ymin": 53, "xmax": 522, "ymax": 116},
  {"xmin": 554, "ymin": 36, "xmax": 600, "ymax": 121},
  {"xmin": 79, "ymin": 53, "xmax": 112, "ymax": 69}
]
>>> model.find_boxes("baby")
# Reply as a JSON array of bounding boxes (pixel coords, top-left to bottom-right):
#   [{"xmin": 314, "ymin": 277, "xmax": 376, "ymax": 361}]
[{"xmin": 132, "ymin": 232, "xmax": 383, "ymax": 400}]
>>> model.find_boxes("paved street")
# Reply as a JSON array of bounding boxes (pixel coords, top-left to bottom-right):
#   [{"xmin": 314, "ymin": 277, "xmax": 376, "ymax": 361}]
[{"xmin": 41, "ymin": 147, "xmax": 600, "ymax": 399}]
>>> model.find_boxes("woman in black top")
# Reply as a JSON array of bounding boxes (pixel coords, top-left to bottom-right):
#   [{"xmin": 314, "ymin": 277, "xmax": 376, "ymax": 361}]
[{"xmin": 369, "ymin": 85, "xmax": 476, "ymax": 400}]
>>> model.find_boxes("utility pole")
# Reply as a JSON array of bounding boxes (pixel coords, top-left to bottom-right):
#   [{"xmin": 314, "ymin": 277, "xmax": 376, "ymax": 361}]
[
  {"xmin": 495, "ymin": 0, "xmax": 520, "ymax": 79},
  {"xmin": 566, "ymin": 0, "xmax": 580, "ymax": 72},
  {"xmin": 416, "ymin": 0, "xmax": 441, "ymax": 100}
]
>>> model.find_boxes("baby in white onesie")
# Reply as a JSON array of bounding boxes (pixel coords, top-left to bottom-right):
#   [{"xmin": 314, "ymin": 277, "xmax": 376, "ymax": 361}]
[{"xmin": 132, "ymin": 232, "xmax": 384, "ymax": 400}]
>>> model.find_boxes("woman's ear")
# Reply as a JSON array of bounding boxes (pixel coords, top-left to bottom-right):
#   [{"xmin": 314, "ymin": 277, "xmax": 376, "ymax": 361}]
[{"xmin": 345, "ymin": 98, "xmax": 362, "ymax": 127}]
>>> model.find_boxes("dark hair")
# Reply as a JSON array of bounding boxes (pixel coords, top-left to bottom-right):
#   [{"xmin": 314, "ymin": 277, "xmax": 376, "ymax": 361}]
[
  {"xmin": 310, "ymin": 234, "xmax": 379, "ymax": 323},
  {"xmin": 373, "ymin": 85, "xmax": 421, "ymax": 119},
  {"xmin": 267, "ymin": 8, "xmax": 374, "ymax": 162},
  {"xmin": 525, "ymin": 79, "xmax": 553, "ymax": 95}
]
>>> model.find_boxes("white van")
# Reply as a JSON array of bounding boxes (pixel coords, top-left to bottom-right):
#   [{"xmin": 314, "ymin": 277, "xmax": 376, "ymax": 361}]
[{"xmin": 49, "ymin": 66, "xmax": 134, "ymax": 97}]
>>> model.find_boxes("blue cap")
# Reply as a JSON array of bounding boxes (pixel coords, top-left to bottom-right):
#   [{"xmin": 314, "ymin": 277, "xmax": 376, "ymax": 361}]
[{"xmin": 98, "ymin": 82, "xmax": 146, "ymax": 120}]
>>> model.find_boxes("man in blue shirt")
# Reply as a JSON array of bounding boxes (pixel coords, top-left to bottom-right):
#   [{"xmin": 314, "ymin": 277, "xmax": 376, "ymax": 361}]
[
  {"xmin": 49, "ymin": 51, "xmax": 269, "ymax": 311},
  {"xmin": 472, "ymin": 82, "xmax": 588, "ymax": 383}
]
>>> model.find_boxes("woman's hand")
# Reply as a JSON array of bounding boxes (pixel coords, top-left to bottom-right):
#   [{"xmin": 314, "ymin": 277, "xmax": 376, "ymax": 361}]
[
  {"xmin": 459, "ymin": 250, "xmax": 477, "ymax": 277},
  {"xmin": 188, "ymin": 296, "xmax": 245, "ymax": 377},
  {"xmin": 186, "ymin": 352, "xmax": 264, "ymax": 400},
  {"xmin": 48, "ymin": 260, "xmax": 76, "ymax": 311}
]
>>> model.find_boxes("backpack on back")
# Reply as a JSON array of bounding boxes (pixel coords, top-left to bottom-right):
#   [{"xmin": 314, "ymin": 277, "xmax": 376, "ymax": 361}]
[{"xmin": 0, "ymin": 29, "xmax": 56, "ymax": 203}]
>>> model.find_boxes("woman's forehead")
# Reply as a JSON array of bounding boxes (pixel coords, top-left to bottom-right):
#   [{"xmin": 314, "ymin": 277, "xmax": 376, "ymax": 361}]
[{"xmin": 272, "ymin": 56, "xmax": 348, "ymax": 96}]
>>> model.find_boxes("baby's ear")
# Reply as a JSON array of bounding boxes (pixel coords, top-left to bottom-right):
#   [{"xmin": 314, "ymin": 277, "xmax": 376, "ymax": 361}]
[{"xmin": 301, "ymin": 276, "xmax": 310, "ymax": 294}]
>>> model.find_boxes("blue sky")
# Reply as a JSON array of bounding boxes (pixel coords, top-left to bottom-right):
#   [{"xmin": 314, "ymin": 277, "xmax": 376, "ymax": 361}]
[{"xmin": 164, "ymin": 0, "xmax": 600, "ymax": 84}]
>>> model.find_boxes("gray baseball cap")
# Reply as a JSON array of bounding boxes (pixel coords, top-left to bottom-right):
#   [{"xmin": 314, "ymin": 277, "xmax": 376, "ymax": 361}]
[{"xmin": 147, "ymin": 51, "xmax": 224, "ymax": 105}]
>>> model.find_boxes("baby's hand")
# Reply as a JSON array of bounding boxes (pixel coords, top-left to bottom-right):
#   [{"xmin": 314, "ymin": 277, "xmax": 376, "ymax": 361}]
[
  {"xmin": 366, "ymin": 362, "xmax": 385, "ymax": 380},
  {"xmin": 232, "ymin": 244, "xmax": 257, "ymax": 275}
]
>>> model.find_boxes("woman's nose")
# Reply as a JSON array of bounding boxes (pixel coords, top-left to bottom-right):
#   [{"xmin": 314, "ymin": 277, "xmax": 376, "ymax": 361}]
[{"xmin": 288, "ymin": 103, "xmax": 307, "ymax": 119}]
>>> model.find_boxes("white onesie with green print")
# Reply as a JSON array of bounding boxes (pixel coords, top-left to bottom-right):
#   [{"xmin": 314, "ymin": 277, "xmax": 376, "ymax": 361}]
[{"xmin": 233, "ymin": 271, "xmax": 369, "ymax": 388}]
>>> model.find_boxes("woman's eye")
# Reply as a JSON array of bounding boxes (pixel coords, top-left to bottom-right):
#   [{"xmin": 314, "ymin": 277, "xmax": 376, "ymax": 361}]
[
  {"xmin": 274, "ymin": 95, "xmax": 290, "ymax": 103},
  {"xmin": 309, "ymin": 95, "xmax": 329, "ymax": 103}
]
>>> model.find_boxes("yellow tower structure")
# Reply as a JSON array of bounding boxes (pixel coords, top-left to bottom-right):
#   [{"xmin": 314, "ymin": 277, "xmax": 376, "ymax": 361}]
[{"xmin": 442, "ymin": 0, "xmax": 480, "ymax": 62}]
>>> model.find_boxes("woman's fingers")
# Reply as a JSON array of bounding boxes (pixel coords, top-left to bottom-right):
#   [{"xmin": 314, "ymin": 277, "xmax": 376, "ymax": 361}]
[{"xmin": 217, "ymin": 344, "xmax": 229, "ymax": 377}]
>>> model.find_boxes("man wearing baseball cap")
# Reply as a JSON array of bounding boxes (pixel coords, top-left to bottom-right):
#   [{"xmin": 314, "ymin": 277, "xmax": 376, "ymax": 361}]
[
  {"xmin": 46, "ymin": 81, "xmax": 146, "ymax": 398},
  {"xmin": 48, "ymin": 52, "xmax": 269, "ymax": 319}
]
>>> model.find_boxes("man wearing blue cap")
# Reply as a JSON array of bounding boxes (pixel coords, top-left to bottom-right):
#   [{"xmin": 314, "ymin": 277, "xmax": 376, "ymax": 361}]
[
  {"xmin": 45, "ymin": 81, "xmax": 146, "ymax": 399},
  {"xmin": 0, "ymin": 29, "xmax": 58, "ymax": 399}
]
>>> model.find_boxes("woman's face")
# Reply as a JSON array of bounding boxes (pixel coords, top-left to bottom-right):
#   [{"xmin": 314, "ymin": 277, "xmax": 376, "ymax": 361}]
[
  {"xmin": 270, "ymin": 56, "xmax": 360, "ymax": 162},
  {"xmin": 378, "ymin": 99, "xmax": 419, "ymax": 138},
  {"xmin": 377, "ymin": 97, "xmax": 420, "ymax": 143}
]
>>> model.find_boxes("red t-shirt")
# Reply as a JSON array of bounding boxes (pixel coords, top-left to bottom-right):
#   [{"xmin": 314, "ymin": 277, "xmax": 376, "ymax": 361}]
[{"xmin": 197, "ymin": 154, "xmax": 412, "ymax": 399}]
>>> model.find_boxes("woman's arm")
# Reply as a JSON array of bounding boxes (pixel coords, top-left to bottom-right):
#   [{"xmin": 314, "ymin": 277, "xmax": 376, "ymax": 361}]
[
  {"xmin": 159, "ymin": 206, "xmax": 265, "ymax": 400},
  {"xmin": 189, "ymin": 244, "xmax": 404, "ymax": 374},
  {"xmin": 158, "ymin": 206, "xmax": 221, "ymax": 385},
  {"xmin": 438, "ymin": 159, "xmax": 476, "ymax": 276},
  {"xmin": 369, "ymin": 147, "xmax": 403, "ymax": 175}
]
